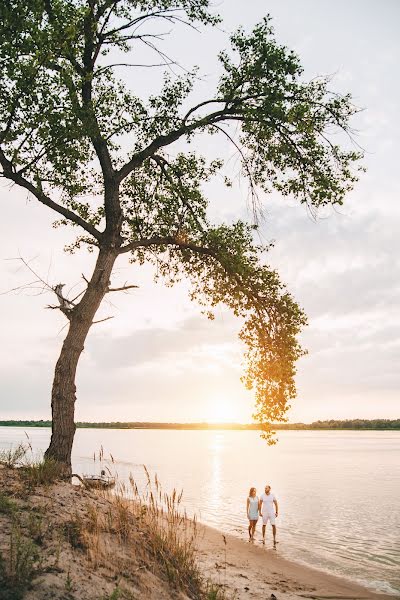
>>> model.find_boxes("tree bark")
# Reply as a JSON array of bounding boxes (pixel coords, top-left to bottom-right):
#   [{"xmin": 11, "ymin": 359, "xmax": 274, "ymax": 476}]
[{"xmin": 44, "ymin": 248, "xmax": 117, "ymax": 476}]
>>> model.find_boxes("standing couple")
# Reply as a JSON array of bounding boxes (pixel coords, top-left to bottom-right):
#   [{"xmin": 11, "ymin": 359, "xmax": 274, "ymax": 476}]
[{"xmin": 246, "ymin": 484, "xmax": 278, "ymax": 547}]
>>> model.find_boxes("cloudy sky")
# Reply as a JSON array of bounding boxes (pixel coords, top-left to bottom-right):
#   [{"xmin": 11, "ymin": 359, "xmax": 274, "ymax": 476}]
[{"xmin": 1, "ymin": 0, "xmax": 399, "ymax": 424}]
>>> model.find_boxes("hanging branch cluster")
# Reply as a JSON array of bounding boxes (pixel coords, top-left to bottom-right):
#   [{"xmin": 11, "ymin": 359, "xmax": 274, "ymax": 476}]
[{"xmin": 0, "ymin": 1, "xmax": 363, "ymax": 439}]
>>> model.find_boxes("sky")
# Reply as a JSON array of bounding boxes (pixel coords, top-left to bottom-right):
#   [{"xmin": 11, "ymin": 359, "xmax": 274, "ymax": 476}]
[{"xmin": 0, "ymin": 0, "xmax": 399, "ymax": 424}]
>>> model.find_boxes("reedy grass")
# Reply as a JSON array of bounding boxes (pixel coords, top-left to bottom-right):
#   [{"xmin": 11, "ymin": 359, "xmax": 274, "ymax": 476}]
[
  {"xmin": 0, "ymin": 524, "xmax": 39, "ymax": 600},
  {"xmin": 0, "ymin": 440, "xmax": 60, "ymax": 487},
  {"xmin": 114, "ymin": 467, "xmax": 223, "ymax": 598},
  {"xmin": 0, "ymin": 443, "xmax": 28, "ymax": 468},
  {"xmin": 21, "ymin": 456, "xmax": 60, "ymax": 487}
]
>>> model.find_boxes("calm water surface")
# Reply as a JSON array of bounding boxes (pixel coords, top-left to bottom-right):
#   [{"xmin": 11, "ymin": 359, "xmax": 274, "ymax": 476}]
[{"xmin": 1, "ymin": 427, "xmax": 399, "ymax": 595}]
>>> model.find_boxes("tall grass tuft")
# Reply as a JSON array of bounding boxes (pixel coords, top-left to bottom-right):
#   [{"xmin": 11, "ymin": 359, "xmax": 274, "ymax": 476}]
[
  {"xmin": 0, "ymin": 439, "xmax": 60, "ymax": 487},
  {"xmin": 0, "ymin": 444, "xmax": 28, "ymax": 468},
  {"xmin": 0, "ymin": 525, "xmax": 39, "ymax": 600},
  {"xmin": 21, "ymin": 457, "xmax": 60, "ymax": 487},
  {"xmin": 121, "ymin": 467, "xmax": 204, "ymax": 598},
  {"xmin": 66, "ymin": 463, "xmax": 227, "ymax": 598}
]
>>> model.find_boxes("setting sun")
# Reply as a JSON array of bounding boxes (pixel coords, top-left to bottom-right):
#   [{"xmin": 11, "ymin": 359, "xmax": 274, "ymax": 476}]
[{"xmin": 205, "ymin": 396, "xmax": 243, "ymax": 424}]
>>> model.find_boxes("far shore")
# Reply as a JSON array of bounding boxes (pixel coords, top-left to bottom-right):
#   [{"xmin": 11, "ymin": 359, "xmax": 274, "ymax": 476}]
[
  {"xmin": 1, "ymin": 419, "xmax": 399, "ymax": 431},
  {"xmin": 197, "ymin": 521, "xmax": 395, "ymax": 599}
]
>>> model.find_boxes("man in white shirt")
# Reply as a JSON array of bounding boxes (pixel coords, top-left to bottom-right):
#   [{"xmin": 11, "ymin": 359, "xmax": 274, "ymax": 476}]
[{"xmin": 259, "ymin": 484, "xmax": 278, "ymax": 547}]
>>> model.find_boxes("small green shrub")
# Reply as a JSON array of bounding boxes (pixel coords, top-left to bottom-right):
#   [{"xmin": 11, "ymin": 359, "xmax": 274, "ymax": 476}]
[
  {"xmin": 205, "ymin": 582, "xmax": 228, "ymax": 599},
  {"xmin": 26, "ymin": 512, "xmax": 46, "ymax": 546},
  {"xmin": 65, "ymin": 570, "xmax": 74, "ymax": 592},
  {"xmin": 63, "ymin": 515, "xmax": 87, "ymax": 550},
  {"xmin": 102, "ymin": 588, "xmax": 121, "ymax": 600},
  {"xmin": 0, "ymin": 526, "xmax": 39, "ymax": 600},
  {"xmin": 0, "ymin": 492, "xmax": 16, "ymax": 515}
]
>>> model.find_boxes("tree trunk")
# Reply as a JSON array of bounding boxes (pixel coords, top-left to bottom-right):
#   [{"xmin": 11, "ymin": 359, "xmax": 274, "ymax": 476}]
[{"xmin": 44, "ymin": 248, "xmax": 117, "ymax": 476}]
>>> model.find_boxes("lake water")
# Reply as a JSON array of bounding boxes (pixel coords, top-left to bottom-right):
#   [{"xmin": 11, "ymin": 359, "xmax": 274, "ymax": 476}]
[{"xmin": 1, "ymin": 427, "xmax": 399, "ymax": 596}]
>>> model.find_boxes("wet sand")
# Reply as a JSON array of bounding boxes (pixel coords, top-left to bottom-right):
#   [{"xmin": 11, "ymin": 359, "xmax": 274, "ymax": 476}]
[{"xmin": 196, "ymin": 523, "xmax": 396, "ymax": 600}]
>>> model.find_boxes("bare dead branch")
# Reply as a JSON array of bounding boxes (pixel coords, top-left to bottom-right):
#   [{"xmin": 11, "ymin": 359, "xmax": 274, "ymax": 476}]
[
  {"xmin": 116, "ymin": 105, "xmax": 236, "ymax": 181},
  {"xmin": 107, "ymin": 283, "xmax": 139, "ymax": 293},
  {"xmin": 95, "ymin": 61, "xmax": 175, "ymax": 75},
  {"xmin": 92, "ymin": 315, "xmax": 114, "ymax": 325},
  {"xmin": 3, "ymin": 256, "xmax": 76, "ymax": 319}
]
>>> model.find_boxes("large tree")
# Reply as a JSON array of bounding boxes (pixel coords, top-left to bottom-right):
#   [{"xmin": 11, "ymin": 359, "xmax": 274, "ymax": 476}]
[{"xmin": 0, "ymin": 1, "xmax": 362, "ymax": 475}]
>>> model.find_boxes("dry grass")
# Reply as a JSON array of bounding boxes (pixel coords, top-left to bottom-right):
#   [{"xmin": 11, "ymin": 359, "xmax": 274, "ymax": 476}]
[
  {"xmin": 126, "ymin": 468, "xmax": 204, "ymax": 597},
  {"xmin": 0, "ymin": 443, "xmax": 28, "ymax": 469},
  {"xmin": 58, "ymin": 466, "xmax": 228, "ymax": 599},
  {"xmin": 0, "ymin": 442, "xmax": 60, "ymax": 488}
]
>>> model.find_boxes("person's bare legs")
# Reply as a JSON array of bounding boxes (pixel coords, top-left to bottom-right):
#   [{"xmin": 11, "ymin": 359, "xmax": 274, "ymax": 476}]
[
  {"xmin": 262, "ymin": 524, "xmax": 266, "ymax": 543},
  {"xmin": 249, "ymin": 520, "xmax": 257, "ymax": 540},
  {"xmin": 272, "ymin": 524, "xmax": 277, "ymax": 547},
  {"xmin": 252, "ymin": 520, "xmax": 257, "ymax": 540},
  {"xmin": 248, "ymin": 520, "xmax": 255, "ymax": 540}
]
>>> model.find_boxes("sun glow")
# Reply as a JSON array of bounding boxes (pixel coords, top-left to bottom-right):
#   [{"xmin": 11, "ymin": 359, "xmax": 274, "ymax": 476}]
[{"xmin": 204, "ymin": 395, "xmax": 243, "ymax": 424}]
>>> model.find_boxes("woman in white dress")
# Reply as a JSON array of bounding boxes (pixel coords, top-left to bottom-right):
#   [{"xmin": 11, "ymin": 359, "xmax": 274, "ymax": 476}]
[{"xmin": 246, "ymin": 487, "xmax": 259, "ymax": 540}]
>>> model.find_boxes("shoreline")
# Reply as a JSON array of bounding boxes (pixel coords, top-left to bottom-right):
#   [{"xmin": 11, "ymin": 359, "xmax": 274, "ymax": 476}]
[
  {"xmin": 196, "ymin": 521, "xmax": 397, "ymax": 599},
  {"xmin": 1, "ymin": 423, "xmax": 400, "ymax": 432}
]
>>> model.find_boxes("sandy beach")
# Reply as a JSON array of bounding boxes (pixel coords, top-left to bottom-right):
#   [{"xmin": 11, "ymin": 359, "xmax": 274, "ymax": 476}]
[{"xmin": 197, "ymin": 523, "xmax": 395, "ymax": 600}]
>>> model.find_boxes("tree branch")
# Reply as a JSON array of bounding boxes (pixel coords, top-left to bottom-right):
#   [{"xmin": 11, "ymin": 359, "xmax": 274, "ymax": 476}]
[
  {"xmin": 116, "ymin": 105, "xmax": 237, "ymax": 181},
  {"xmin": 92, "ymin": 315, "xmax": 114, "ymax": 325},
  {"xmin": 119, "ymin": 234, "xmax": 222, "ymax": 262},
  {"xmin": 81, "ymin": 3, "xmax": 114, "ymax": 179},
  {"xmin": 0, "ymin": 148, "xmax": 103, "ymax": 242},
  {"xmin": 107, "ymin": 283, "xmax": 139, "ymax": 293},
  {"xmin": 150, "ymin": 154, "xmax": 206, "ymax": 233},
  {"xmin": 119, "ymin": 234, "xmax": 266, "ymax": 320}
]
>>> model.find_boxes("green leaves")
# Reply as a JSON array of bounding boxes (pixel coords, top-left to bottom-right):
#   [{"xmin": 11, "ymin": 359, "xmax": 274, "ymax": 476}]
[{"xmin": 217, "ymin": 17, "xmax": 363, "ymax": 209}]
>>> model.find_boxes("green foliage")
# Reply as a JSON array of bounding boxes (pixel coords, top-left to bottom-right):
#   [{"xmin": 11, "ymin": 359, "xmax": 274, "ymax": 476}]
[
  {"xmin": 0, "ymin": 493, "xmax": 17, "ymax": 515},
  {"xmin": 21, "ymin": 457, "xmax": 60, "ymax": 487},
  {"xmin": 25, "ymin": 511, "xmax": 48, "ymax": 546},
  {"xmin": 65, "ymin": 570, "xmax": 74, "ymax": 593},
  {"xmin": 205, "ymin": 583, "xmax": 227, "ymax": 600},
  {"xmin": 0, "ymin": 2, "xmax": 364, "ymax": 438},
  {"xmin": 102, "ymin": 588, "xmax": 122, "ymax": 600},
  {"xmin": 279, "ymin": 419, "xmax": 400, "ymax": 430},
  {"xmin": 218, "ymin": 18, "xmax": 362, "ymax": 207},
  {"xmin": 63, "ymin": 514, "xmax": 88, "ymax": 550},
  {"xmin": 0, "ymin": 526, "xmax": 39, "ymax": 600}
]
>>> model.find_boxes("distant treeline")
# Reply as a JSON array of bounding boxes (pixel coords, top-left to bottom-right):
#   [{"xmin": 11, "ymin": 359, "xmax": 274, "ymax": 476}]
[
  {"xmin": 0, "ymin": 419, "xmax": 399, "ymax": 430},
  {"xmin": 275, "ymin": 419, "xmax": 400, "ymax": 430}
]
